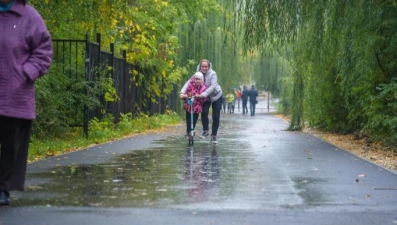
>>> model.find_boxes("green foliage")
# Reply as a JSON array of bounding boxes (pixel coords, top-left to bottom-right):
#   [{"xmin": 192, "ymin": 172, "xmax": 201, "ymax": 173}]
[
  {"xmin": 34, "ymin": 63, "xmax": 117, "ymax": 139},
  {"xmin": 34, "ymin": 64, "xmax": 78, "ymax": 138},
  {"xmin": 174, "ymin": 0, "xmax": 249, "ymax": 93},
  {"xmin": 117, "ymin": 112, "xmax": 133, "ymax": 131},
  {"xmin": 89, "ymin": 115, "xmax": 117, "ymax": 140},
  {"xmin": 364, "ymin": 78, "xmax": 397, "ymax": 145},
  {"xmin": 31, "ymin": 0, "xmax": 189, "ymax": 103},
  {"xmin": 102, "ymin": 76, "xmax": 119, "ymax": 102},
  {"xmin": 241, "ymin": 0, "xmax": 397, "ymax": 147}
]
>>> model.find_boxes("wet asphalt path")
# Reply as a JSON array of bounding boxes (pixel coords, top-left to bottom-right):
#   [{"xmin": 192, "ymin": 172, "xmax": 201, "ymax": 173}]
[{"xmin": 1, "ymin": 100, "xmax": 397, "ymax": 225}]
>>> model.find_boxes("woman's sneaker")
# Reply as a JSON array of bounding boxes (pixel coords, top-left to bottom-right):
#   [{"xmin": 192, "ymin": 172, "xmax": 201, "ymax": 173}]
[
  {"xmin": 211, "ymin": 136, "xmax": 218, "ymax": 144},
  {"xmin": 200, "ymin": 131, "xmax": 209, "ymax": 139}
]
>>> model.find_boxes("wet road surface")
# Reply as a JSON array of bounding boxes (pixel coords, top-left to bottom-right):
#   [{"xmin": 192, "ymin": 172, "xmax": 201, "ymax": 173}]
[{"xmin": 1, "ymin": 100, "xmax": 397, "ymax": 225}]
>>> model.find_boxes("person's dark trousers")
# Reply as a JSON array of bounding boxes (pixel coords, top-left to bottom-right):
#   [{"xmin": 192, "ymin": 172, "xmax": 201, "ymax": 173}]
[
  {"xmin": 249, "ymin": 101, "xmax": 256, "ymax": 115},
  {"xmin": 201, "ymin": 97, "xmax": 222, "ymax": 136},
  {"xmin": 185, "ymin": 111, "xmax": 199, "ymax": 133},
  {"xmin": 0, "ymin": 116, "xmax": 32, "ymax": 191},
  {"xmin": 242, "ymin": 99, "xmax": 248, "ymax": 114}
]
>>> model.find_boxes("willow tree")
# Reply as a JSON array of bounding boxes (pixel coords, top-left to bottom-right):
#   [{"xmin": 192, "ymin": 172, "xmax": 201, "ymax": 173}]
[
  {"xmin": 241, "ymin": 0, "xmax": 397, "ymax": 146},
  {"xmin": 174, "ymin": 0, "xmax": 248, "ymax": 93},
  {"xmin": 240, "ymin": 1, "xmax": 302, "ymax": 129}
]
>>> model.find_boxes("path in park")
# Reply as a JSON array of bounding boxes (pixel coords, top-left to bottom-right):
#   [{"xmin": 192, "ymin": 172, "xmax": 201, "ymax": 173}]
[{"xmin": 1, "ymin": 95, "xmax": 397, "ymax": 225}]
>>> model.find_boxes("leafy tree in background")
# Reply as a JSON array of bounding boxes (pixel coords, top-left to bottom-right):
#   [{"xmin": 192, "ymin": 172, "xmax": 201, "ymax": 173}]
[
  {"xmin": 29, "ymin": 0, "xmax": 396, "ymax": 148},
  {"xmin": 29, "ymin": 0, "xmax": 243, "ymax": 137},
  {"xmin": 240, "ymin": 0, "xmax": 397, "ymax": 146},
  {"xmin": 174, "ymin": 0, "xmax": 248, "ymax": 92},
  {"xmin": 28, "ymin": 0, "xmax": 192, "ymax": 137},
  {"xmin": 31, "ymin": 0, "xmax": 189, "ymax": 100}
]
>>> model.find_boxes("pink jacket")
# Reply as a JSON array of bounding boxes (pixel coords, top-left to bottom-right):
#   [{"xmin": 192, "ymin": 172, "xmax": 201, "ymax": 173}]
[{"xmin": 183, "ymin": 77, "xmax": 208, "ymax": 113}]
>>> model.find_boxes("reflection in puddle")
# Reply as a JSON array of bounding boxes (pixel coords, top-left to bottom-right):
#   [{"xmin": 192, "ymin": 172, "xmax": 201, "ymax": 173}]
[
  {"xmin": 184, "ymin": 145, "xmax": 220, "ymax": 203},
  {"xmin": 14, "ymin": 139, "xmax": 225, "ymax": 208}
]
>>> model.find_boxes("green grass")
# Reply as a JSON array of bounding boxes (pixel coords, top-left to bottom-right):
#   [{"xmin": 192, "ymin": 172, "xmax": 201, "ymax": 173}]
[{"xmin": 29, "ymin": 112, "xmax": 182, "ymax": 162}]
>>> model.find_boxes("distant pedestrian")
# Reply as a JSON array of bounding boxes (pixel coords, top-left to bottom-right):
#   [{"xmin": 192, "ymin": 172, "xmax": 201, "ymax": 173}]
[
  {"xmin": 249, "ymin": 85, "xmax": 258, "ymax": 116},
  {"xmin": 234, "ymin": 88, "xmax": 241, "ymax": 112},
  {"xmin": 0, "ymin": 0, "xmax": 53, "ymax": 206},
  {"xmin": 241, "ymin": 85, "xmax": 249, "ymax": 114},
  {"xmin": 225, "ymin": 90, "xmax": 235, "ymax": 113}
]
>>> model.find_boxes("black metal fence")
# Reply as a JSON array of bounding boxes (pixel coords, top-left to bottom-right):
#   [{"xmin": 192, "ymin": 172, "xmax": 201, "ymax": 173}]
[{"xmin": 52, "ymin": 34, "xmax": 177, "ymax": 136}]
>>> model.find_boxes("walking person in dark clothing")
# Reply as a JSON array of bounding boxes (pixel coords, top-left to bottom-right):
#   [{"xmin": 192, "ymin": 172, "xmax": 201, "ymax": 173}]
[
  {"xmin": 241, "ymin": 85, "xmax": 249, "ymax": 114},
  {"xmin": 249, "ymin": 85, "xmax": 258, "ymax": 116}
]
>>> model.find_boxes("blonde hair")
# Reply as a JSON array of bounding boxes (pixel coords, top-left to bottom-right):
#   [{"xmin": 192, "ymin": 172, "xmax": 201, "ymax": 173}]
[{"xmin": 200, "ymin": 59, "xmax": 210, "ymax": 66}]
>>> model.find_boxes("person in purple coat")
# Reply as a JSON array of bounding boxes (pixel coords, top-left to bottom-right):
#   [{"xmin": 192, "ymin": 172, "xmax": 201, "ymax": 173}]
[{"xmin": 0, "ymin": 0, "xmax": 53, "ymax": 205}]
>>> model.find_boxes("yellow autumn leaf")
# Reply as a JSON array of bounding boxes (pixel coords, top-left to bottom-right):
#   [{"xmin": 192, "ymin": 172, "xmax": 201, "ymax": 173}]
[
  {"xmin": 161, "ymin": 70, "xmax": 166, "ymax": 77},
  {"xmin": 162, "ymin": 1, "xmax": 168, "ymax": 6},
  {"xmin": 111, "ymin": 18, "xmax": 118, "ymax": 28},
  {"xmin": 136, "ymin": 25, "xmax": 141, "ymax": 31}
]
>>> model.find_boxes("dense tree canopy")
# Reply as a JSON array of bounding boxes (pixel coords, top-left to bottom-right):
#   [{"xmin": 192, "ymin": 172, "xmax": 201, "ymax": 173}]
[
  {"xmin": 240, "ymin": 0, "xmax": 397, "ymax": 145},
  {"xmin": 30, "ymin": 0, "xmax": 397, "ymax": 146}
]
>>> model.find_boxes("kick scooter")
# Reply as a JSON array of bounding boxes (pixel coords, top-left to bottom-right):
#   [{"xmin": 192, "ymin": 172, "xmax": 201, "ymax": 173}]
[{"xmin": 187, "ymin": 96, "xmax": 195, "ymax": 146}]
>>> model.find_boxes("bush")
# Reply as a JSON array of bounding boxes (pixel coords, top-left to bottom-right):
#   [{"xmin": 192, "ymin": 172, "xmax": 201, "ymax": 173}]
[{"xmin": 34, "ymin": 63, "xmax": 114, "ymax": 139}]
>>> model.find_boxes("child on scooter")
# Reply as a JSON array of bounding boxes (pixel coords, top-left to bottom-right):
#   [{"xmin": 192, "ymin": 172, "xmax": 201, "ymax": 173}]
[{"xmin": 179, "ymin": 72, "xmax": 208, "ymax": 138}]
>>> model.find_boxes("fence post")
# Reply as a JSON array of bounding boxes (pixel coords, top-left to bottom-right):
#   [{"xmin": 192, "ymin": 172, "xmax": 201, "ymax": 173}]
[
  {"xmin": 146, "ymin": 73, "xmax": 152, "ymax": 115},
  {"xmin": 94, "ymin": 33, "xmax": 102, "ymax": 120},
  {"xmin": 96, "ymin": 33, "xmax": 101, "ymax": 50},
  {"xmin": 122, "ymin": 50, "xmax": 128, "ymax": 115},
  {"xmin": 109, "ymin": 43, "xmax": 117, "ymax": 122},
  {"xmin": 83, "ymin": 33, "xmax": 90, "ymax": 138}
]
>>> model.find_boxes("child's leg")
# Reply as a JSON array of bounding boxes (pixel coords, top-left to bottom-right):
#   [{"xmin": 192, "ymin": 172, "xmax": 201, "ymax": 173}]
[{"xmin": 186, "ymin": 111, "xmax": 192, "ymax": 133}]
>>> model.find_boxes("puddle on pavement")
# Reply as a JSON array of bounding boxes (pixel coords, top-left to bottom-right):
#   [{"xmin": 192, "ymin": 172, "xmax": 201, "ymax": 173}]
[
  {"xmin": 13, "ymin": 134, "xmax": 253, "ymax": 208},
  {"xmin": 12, "ymin": 119, "xmax": 319, "ymax": 209}
]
